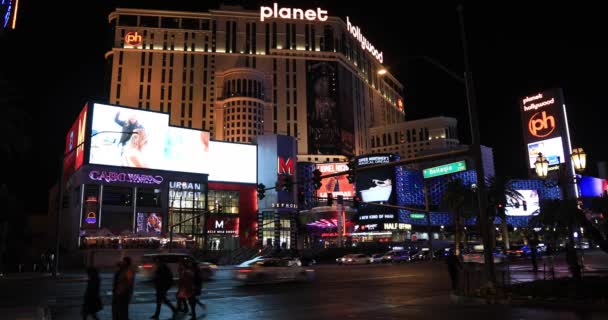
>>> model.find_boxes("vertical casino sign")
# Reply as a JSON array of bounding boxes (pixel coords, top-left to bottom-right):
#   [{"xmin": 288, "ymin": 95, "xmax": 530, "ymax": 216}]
[{"xmin": 520, "ymin": 88, "xmax": 572, "ymax": 173}]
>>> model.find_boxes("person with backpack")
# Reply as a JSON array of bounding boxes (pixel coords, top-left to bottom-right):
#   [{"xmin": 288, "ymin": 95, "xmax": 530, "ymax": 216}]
[{"xmin": 150, "ymin": 260, "xmax": 176, "ymax": 319}]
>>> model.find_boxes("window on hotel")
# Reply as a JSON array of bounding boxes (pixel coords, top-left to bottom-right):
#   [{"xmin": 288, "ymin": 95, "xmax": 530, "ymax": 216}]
[
  {"xmin": 161, "ymin": 17, "xmax": 180, "ymax": 29},
  {"xmin": 181, "ymin": 18, "xmax": 199, "ymax": 30},
  {"xmin": 140, "ymin": 16, "xmax": 159, "ymax": 28}
]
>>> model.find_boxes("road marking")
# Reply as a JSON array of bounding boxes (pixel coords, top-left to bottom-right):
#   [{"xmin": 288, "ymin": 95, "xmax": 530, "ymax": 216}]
[{"xmin": 326, "ymin": 274, "xmax": 414, "ymax": 283}]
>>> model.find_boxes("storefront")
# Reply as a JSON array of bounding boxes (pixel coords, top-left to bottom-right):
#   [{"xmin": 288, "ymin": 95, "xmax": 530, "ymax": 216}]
[{"xmin": 60, "ymin": 102, "xmax": 258, "ymax": 252}]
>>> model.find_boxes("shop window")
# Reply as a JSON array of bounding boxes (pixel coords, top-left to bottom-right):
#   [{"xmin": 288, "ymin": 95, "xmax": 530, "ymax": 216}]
[
  {"xmin": 137, "ymin": 188, "xmax": 162, "ymax": 207},
  {"xmin": 103, "ymin": 186, "xmax": 133, "ymax": 206},
  {"xmin": 207, "ymin": 190, "xmax": 239, "ymax": 214}
]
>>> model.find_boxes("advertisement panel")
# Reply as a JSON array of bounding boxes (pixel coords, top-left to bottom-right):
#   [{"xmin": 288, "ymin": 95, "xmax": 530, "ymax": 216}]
[
  {"xmin": 89, "ymin": 103, "xmax": 171, "ymax": 169},
  {"xmin": 64, "ymin": 104, "xmax": 89, "ymax": 180},
  {"xmin": 520, "ymin": 89, "xmax": 568, "ymax": 169},
  {"xmin": 306, "ymin": 61, "xmax": 354, "ymax": 156},
  {"xmin": 207, "ymin": 141, "xmax": 257, "ymax": 184},
  {"xmin": 355, "ymin": 154, "xmax": 397, "ymax": 223},
  {"xmin": 206, "ymin": 216, "xmax": 239, "ymax": 235},
  {"xmin": 88, "ymin": 103, "xmax": 257, "ymax": 184},
  {"xmin": 136, "ymin": 212, "xmax": 162, "ymax": 234},
  {"xmin": 579, "ymin": 176, "xmax": 608, "ymax": 198},
  {"xmin": 316, "ymin": 162, "xmax": 355, "ymax": 198},
  {"xmin": 526, "ymin": 137, "xmax": 566, "ymax": 168},
  {"xmin": 505, "ymin": 190, "xmax": 540, "ymax": 216}
]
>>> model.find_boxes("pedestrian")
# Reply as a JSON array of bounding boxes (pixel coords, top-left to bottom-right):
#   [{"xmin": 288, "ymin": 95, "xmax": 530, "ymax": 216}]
[
  {"xmin": 177, "ymin": 260, "xmax": 197, "ymax": 320},
  {"xmin": 446, "ymin": 249, "xmax": 462, "ymax": 293},
  {"xmin": 82, "ymin": 266, "xmax": 102, "ymax": 320},
  {"xmin": 565, "ymin": 242, "xmax": 581, "ymax": 280},
  {"xmin": 150, "ymin": 260, "xmax": 176, "ymax": 319},
  {"xmin": 175, "ymin": 261, "xmax": 188, "ymax": 313},
  {"xmin": 529, "ymin": 234, "xmax": 539, "ymax": 273},
  {"xmin": 191, "ymin": 262, "xmax": 206, "ymax": 312},
  {"xmin": 112, "ymin": 257, "xmax": 135, "ymax": 320}
]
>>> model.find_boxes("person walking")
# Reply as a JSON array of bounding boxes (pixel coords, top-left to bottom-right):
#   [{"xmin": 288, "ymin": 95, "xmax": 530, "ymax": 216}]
[
  {"xmin": 191, "ymin": 262, "xmax": 206, "ymax": 312},
  {"xmin": 177, "ymin": 260, "xmax": 197, "ymax": 320},
  {"xmin": 150, "ymin": 260, "xmax": 176, "ymax": 319},
  {"xmin": 82, "ymin": 267, "xmax": 102, "ymax": 320},
  {"xmin": 446, "ymin": 249, "xmax": 462, "ymax": 293},
  {"xmin": 112, "ymin": 257, "xmax": 135, "ymax": 320}
]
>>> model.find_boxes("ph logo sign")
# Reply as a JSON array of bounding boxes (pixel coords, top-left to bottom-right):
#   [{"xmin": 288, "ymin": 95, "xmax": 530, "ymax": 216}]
[
  {"xmin": 125, "ymin": 31, "xmax": 142, "ymax": 47},
  {"xmin": 528, "ymin": 111, "xmax": 555, "ymax": 138}
]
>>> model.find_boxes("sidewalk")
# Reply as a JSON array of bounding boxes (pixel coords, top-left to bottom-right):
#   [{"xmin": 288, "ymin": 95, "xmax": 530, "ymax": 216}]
[{"xmin": 0, "ymin": 306, "xmax": 51, "ymax": 320}]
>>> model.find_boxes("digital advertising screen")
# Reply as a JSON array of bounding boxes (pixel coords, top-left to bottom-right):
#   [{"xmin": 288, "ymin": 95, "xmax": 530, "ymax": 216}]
[
  {"xmin": 64, "ymin": 104, "xmax": 89, "ymax": 180},
  {"xmin": 578, "ymin": 176, "xmax": 608, "ymax": 198},
  {"xmin": 90, "ymin": 103, "xmax": 170, "ymax": 169},
  {"xmin": 136, "ymin": 212, "xmax": 162, "ymax": 234},
  {"xmin": 527, "ymin": 137, "xmax": 565, "ymax": 168},
  {"xmin": 316, "ymin": 162, "xmax": 355, "ymax": 198},
  {"xmin": 207, "ymin": 141, "xmax": 257, "ymax": 184},
  {"xmin": 505, "ymin": 189, "xmax": 540, "ymax": 216},
  {"xmin": 89, "ymin": 103, "xmax": 213, "ymax": 173},
  {"xmin": 355, "ymin": 154, "xmax": 398, "ymax": 223}
]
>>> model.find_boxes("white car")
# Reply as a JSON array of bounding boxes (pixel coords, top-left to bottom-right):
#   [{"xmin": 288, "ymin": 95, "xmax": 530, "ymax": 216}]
[
  {"xmin": 336, "ymin": 254, "xmax": 372, "ymax": 265},
  {"xmin": 137, "ymin": 253, "xmax": 217, "ymax": 281},
  {"xmin": 462, "ymin": 251, "xmax": 506, "ymax": 264},
  {"xmin": 233, "ymin": 258, "xmax": 315, "ymax": 284}
]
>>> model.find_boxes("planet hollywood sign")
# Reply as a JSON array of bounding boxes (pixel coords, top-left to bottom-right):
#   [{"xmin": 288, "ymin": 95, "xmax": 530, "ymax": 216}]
[
  {"xmin": 89, "ymin": 170, "xmax": 164, "ymax": 185},
  {"xmin": 259, "ymin": 4, "xmax": 383, "ymax": 64}
]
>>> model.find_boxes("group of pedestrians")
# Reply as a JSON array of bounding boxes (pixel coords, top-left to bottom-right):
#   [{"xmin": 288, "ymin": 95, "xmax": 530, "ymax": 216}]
[{"xmin": 82, "ymin": 257, "xmax": 206, "ymax": 320}]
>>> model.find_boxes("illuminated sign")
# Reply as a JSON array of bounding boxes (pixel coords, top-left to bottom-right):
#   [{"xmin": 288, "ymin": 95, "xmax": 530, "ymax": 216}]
[
  {"xmin": 169, "ymin": 181, "xmax": 203, "ymax": 191},
  {"xmin": 64, "ymin": 104, "xmax": 88, "ymax": 181},
  {"xmin": 89, "ymin": 103, "xmax": 257, "ymax": 184},
  {"xmin": 527, "ymin": 137, "xmax": 565, "ymax": 168},
  {"xmin": 359, "ymin": 214, "xmax": 394, "ymax": 221},
  {"xmin": 85, "ymin": 212, "xmax": 97, "ymax": 224},
  {"xmin": 347, "ymin": 17, "xmax": 383, "ymax": 64},
  {"xmin": 409, "ymin": 213, "xmax": 426, "ymax": 219},
  {"xmin": 260, "ymin": 3, "xmax": 328, "ymax": 22},
  {"xmin": 354, "ymin": 224, "xmax": 379, "ymax": 231},
  {"xmin": 520, "ymin": 89, "xmax": 570, "ymax": 172},
  {"xmin": 271, "ymin": 202, "xmax": 298, "ymax": 209},
  {"xmin": 321, "ymin": 232, "xmax": 351, "ymax": 237},
  {"xmin": 278, "ymin": 156, "xmax": 295, "ymax": 175},
  {"xmin": 528, "ymin": 111, "xmax": 556, "ymax": 138},
  {"xmin": 125, "ymin": 31, "xmax": 142, "ymax": 46},
  {"xmin": 422, "ymin": 161, "xmax": 467, "ymax": 179},
  {"xmin": 89, "ymin": 170, "xmax": 164, "ymax": 185},
  {"xmin": 505, "ymin": 190, "xmax": 540, "ymax": 217},
  {"xmin": 357, "ymin": 155, "xmax": 390, "ymax": 166},
  {"xmin": 207, "ymin": 217, "xmax": 239, "ymax": 235},
  {"xmin": 316, "ymin": 162, "xmax": 355, "ymax": 198},
  {"xmin": 397, "ymin": 99, "xmax": 404, "ymax": 111},
  {"xmin": 383, "ymin": 223, "xmax": 412, "ymax": 231}
]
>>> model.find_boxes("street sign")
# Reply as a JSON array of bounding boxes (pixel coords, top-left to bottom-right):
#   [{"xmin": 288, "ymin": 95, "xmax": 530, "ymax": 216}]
[
  {"xmin": 410, "ymin": 213, "xmax": 426, "ymax": 219},
  {"xmin": 423, "ymin": 160, "xmax": 467, "ymax": 179}
]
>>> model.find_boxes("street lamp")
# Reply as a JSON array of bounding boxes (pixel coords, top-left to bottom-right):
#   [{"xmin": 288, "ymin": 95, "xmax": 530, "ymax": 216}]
[
  {"xmin": 534, "ymin": 153, "xmax": 550, "ymax": 179},
  {"xmin": 571, "ymin": 148, "xmax": 587, "ymax": 172},
  {"xmin": 377, "ymin": 68, "xmax": 387, "ymax": 76}
]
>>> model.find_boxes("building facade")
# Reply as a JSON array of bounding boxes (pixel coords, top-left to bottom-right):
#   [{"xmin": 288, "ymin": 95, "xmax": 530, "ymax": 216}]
[
  {"xmin": 106, "ymin": 5, "xmax": 405, "ymax": 157},
  {"xmin": 368, "ymin": 117, "xmax": 459, "ymax": 160}
]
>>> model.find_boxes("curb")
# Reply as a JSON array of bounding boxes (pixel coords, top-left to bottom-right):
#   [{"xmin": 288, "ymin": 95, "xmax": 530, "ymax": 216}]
[{"xmin": 454, "ymin": 294, "xmax": 608, "ymax": 310}]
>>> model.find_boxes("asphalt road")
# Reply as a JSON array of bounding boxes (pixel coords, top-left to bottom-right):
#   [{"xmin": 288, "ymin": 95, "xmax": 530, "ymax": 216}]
[{"xmin": 2, "ymin": 255, "xmax": 608, "ymax": 319}]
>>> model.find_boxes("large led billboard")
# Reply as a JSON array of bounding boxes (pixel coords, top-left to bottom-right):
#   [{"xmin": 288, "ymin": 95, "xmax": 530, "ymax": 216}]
[
  {"xmin": 505, "ymin": 189, "xmax": 540, "ymax": 216},
  {"xmin": 355, "ymin": 154, "xmax": 398, "ymax": 223},
  {"xmin": 64, "ymin": 104, "xmax": 88, "ymax": 180},
  {"xmin": 87, "ymin": 103, "xmax": 256, "ymax": 184},
  {"xmin": 520, "ymin": 89, "xmax": 570, "ymax": 171},
  {"xmin": 207, "ymin": 141, "xmax": 257, "ymax": 184},
  {"xmin": 526, "ymin": 137, "xmax": 566, "ymax": 168},
  {"xmin": 316, "ymin": 162, "xmax": 355, "ymax": 198}
]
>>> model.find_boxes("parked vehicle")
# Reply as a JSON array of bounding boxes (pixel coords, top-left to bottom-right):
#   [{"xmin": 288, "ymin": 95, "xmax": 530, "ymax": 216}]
[{"xmin": 462, "ymin": 250, "xmax": 506, "ymax": 264}]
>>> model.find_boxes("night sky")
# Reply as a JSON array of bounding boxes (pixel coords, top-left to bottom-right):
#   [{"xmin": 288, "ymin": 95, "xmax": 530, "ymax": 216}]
[{"xmin": 2, "ymin": 1, "xmax": 607, "ymax": 212}]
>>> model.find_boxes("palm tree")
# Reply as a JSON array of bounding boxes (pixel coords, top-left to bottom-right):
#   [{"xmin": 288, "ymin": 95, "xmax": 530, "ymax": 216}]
[
  {"xmin": 486, "ymin": 176, "xmax": 523, "ymax": 250},
  {"xmin": 442, "ymin": 179, "xmax": 468, "ymax": 255}
]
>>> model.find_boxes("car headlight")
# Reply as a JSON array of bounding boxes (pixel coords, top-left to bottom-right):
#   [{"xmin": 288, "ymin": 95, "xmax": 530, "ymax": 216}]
[{"xmin": 347, "ymin": 259, "xmax": 353, "ymax": 262}]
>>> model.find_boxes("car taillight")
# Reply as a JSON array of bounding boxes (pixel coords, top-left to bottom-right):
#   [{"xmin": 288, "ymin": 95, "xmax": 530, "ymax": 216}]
[
  {"xmin": 238, "ymin": 269, "xmax": 252, "ymax": 273},
  {"xmin": 140, "ymin": 263, "xmax": 153, "ymax": 269}
]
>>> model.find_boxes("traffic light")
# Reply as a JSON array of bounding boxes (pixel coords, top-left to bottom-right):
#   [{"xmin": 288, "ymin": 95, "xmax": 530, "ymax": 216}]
[
  {"xmin": 257, "ymin": 183, "xmax": 266, "ymax": 200},
  {"xmin": 327, "ymin": 193, "xmax": 333, "ymax": 206},
  {"xmin": 312, "ymin": 169, "xmax": 322, "ymax": 190},
  {"xmin": 522, "ymin": 200, "xmax": 527, "ymax": 211},
  {"xmin": 347, "ymin": 160, "xmax": 356, "ymax": 184},
  {"xmin": 298, "ymin": 190, "xmax": 305, "ymax": 204},
  {"xmin": 353, "ymin": 195, "xmax": 361, "ymax": 209},
  {"xmin": 275, "ymin": 175, "xmax": 292, "ymax": 192}
]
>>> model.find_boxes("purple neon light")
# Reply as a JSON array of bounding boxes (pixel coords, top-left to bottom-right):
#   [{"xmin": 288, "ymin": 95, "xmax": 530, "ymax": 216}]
[{"xmin": 89, "ymin": 170, "xmax": 163, "ymax": 185}]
